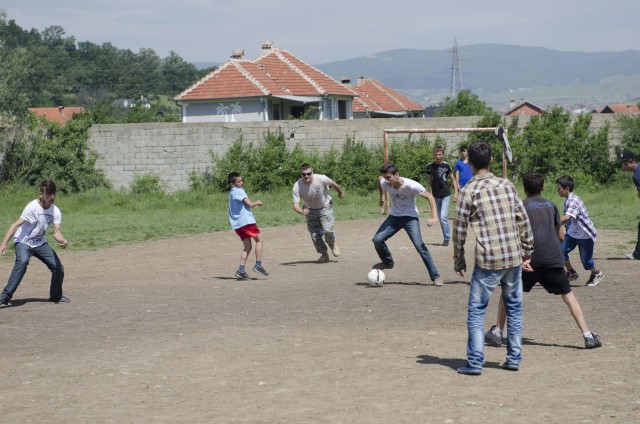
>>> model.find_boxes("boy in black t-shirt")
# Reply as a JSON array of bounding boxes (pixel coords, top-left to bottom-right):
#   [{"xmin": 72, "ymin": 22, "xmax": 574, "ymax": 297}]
[
  {"xmin": 484, "ymin": 171, "xmax": 602, "ymax": 350},
  {"xmin": 426, "ymin": 147, "xmax": 459, "ymax": 246}
]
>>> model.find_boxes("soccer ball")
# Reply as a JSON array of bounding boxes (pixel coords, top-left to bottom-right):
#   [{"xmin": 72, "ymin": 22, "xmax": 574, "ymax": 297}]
[{"xmin": 367, "ymin": 269, "xmax": 385, "ymax": 286}]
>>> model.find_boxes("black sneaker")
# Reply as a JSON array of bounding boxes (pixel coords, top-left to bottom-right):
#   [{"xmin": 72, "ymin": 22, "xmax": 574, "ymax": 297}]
[
  {"xmin": 566, "ymin": 269, "xmax": 579, "ymax": 281},
  {"xmin": 584, "ymin": 333, "xmax": 602, "ymax": 349},
  {"xmin": 252, "ymin": 265, "xmax": 269, "ymax": 276},
  {"xmin": 235, "ymin": 270, "xmax": 250, "ymax": 280},
  {"xmin": 0, "ymin": 296, "xmax": 9, "ymax": 306},
  {"xmin": 501, "ymin": 361, "xmax": 519, "ymax": 371},
  {"xmin": 442, "ymin": 240, "xmax": 450, "ymax": 246},
  {"xmin": 586, "ymin": 271, "xmax": 604, "ymax": 287},
  {"xmin": 484, "ymin": 325, "xmax": 503, "ymax": 347},
  {"xmin": 372, "ymin": 262, "xmax": 394, "ymax": 270}
]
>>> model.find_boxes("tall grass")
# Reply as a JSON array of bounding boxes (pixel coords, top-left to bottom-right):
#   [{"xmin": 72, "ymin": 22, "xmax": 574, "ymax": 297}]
[{"xmin": 0, "ymin": 181, "xmax": 638, "ymax": 255}]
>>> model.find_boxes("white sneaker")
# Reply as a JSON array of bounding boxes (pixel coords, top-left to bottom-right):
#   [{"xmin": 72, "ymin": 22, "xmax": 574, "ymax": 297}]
[
  {"xmin": 624, "ymin": 253, "xmax": 638, "ymax": 260},
  {"xmin": 586, "ymin": 271, "xmax": 604, "ymax": 287},
  {"xmin": 434, "ymin": 278, "xmax": 444, "ymax": 286},
  {"xmin": 331, "ymin": 245, "xmax": 340, "ymax": 257}
]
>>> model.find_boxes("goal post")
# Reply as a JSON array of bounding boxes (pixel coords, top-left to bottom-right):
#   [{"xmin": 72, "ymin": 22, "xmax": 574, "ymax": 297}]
[{"xmin": 380, "ymin": 127, "xmax": 509, "ymax": 214}]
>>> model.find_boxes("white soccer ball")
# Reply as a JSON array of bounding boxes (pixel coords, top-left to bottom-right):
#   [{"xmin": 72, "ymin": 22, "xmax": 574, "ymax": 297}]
[{"xmin": 367, "ymin": 269, "xmax": 385, "ymax": 286}]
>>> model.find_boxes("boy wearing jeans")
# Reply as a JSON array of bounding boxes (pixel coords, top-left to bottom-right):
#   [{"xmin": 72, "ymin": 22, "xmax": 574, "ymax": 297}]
[{"xmin": 555, "ymin": 176, "xmax": 604, "ymax": 287}]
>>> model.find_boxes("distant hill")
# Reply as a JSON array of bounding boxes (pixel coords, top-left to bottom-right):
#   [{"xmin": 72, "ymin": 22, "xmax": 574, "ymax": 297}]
[{"xmin": 314, "ymin": 44, "xmax": 640, "ymax": 111}]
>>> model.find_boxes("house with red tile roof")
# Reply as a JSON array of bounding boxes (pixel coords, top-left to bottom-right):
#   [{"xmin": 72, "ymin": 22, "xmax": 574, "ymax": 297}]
[
  {"xmin": 504, "ymin": 101, "xmax": 544, "ymax": 117},
  {"xmin": 28, "ymin": 106, "xmax": 84, "ymax": 124},
  {"xmin": 345, "ymin": 77, "xmax": 424, "ymax": 118},
  {"xmin": 174, "ymin": 43, "xmax": 358, "ymax": 122},
  {"xmin": 595, "ymin": 103, "xmax": 640, "ymax": 114}
]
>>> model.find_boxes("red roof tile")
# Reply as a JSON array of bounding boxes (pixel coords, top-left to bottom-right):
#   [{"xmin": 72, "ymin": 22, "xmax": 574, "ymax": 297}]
[
  {"xmin": 349, "ymin": 78, "xmax": 423, "ymax": 114},
  {"xmin": 599, "ymin": 103, "xmax": 640, "ymax": 114},
  {"xmin": 28, "ymin": 107, "xmax": 84, "ymax": 124},
  {"xmin": 175, "ymin": 48, "xmax": 356, "ymax": 101}
]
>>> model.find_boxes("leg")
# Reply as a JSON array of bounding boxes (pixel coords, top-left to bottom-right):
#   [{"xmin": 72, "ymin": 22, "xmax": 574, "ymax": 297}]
[
  {"xmin": 32, "ymin": 243, "xmax": 65, "ymax": 302},
  {"xmin": 500, "ymin": 266, "xmax": 523, "ymax": 367},
  {"xmin": 306, "ymin": 211, "xmax": 328, "ymax": 254},
  {"xmin": 1, "ymin": 243, "xmax": 35, "ymax": 302},
  {"xmin": 372, "ymin": 216, "xmax": 402, "ymax": 265},
  {"xmin": 576, "ymin": 238, "xmax": 596, "ymax": 271},
  {"xmin": 319, "ymin": 205, "xmax": 336, "ymax": 249},
  {"xmin": 465, "ymin": 267, "xmax": 502, "ymax": 370},
  {"xmin": 253, "ymin": 234, "xmax": 263, "ymax": 262},
  {"xmin": 403, "ymin": 217, "xmax": 440, "ymax": 280},
  {"xmin": 438, "ymin": 195, "xmax": 451, "ymax": 242},
  {"xmin": 239, "ymin": 238, "xmax": 252, "ymax": 266},
  {"xmin": 561, "ymin": 235, "xmax": 578, "ymax": 272},
  {"xmin": 635, "ymin": 220, "xmax": 640, "ymax": 259},
  {"xmin": 561, "ymin": 291, "xmax": 589, "ymax": 334}
]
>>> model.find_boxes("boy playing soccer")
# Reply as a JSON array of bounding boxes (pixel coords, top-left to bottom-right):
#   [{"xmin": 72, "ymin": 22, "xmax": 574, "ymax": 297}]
[
  {"xmin": 555, "ymin": 176, "xmax": 604, "ymax": 287},
  {"xmin": 485, "ymin": 171, "xmax": 602, "ymax": 350},
  {"xmin": 228, "ymin": 172, "xmax": 268, "ymax": 280}
]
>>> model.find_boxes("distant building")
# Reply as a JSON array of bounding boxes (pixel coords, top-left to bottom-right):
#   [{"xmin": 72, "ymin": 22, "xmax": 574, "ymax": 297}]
[
  {"xmin": 345, "ymin": 76, "xmax": 424, "ymax": 118},
  {"xmin": 504, "ymin": 100, "xmax": 544, "ymax": 116},
  {"xmin": 173, "ymin": 43, "xmax": 358, "ymax": 122},
  {"xmin": 593, "ymin": 103, "xmax": 640, "ymax": 114},
  {"xmin": 28, "ymin": 106, "xmax": 84, "ymax": 125}
]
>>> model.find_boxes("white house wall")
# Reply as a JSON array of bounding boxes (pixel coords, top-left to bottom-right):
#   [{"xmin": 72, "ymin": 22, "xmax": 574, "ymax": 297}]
[{"xmin": 182, "ymin": 100, "xmax": 264, "ymax": 123}]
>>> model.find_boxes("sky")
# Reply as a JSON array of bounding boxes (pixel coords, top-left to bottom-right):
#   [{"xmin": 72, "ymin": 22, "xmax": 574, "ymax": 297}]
[{"xmin": 3, "ymin": 0, "xmax": 639, "ymax": 65}]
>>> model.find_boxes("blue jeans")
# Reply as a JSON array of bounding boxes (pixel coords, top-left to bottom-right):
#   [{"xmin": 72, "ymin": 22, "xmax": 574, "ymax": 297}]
[
  {"xmin": 0, "ymin": 242, "xmax": 65, "ymax": 302},
  {"xmin": 372, "ymin": 215, "xmax": 440, "ymax": 280},
  {"xmin": 561, "ymin": 235, "xmax": 595, "ymax": 270},
  {"xmin": 466, "ymin": 266, "xmax": 523, "ymax": 369},
  {"xmin": 435, "ymin": 196, "xmax": 451, "ymax": 241}
]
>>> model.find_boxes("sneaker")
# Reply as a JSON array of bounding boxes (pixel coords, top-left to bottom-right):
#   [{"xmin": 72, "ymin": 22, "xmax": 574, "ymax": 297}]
[
  {"xmin": 586, "ymin": 271, "xmax": 604, "ymax": 287},
  {"xmin": 442, "ymin": 240, "xmax": 450, "ymax": 246},
  {"xmin": 317, "ymin": 253, "xmax": 330, "ymax": 263},
  {"xmin": 457, "ymin": 363, "xmax": 482, "ymax": 375},
  {"xmin": 50, "ymin": 295, "xmax": 70, "ymax": 303},
  {"xmin": 584, "ymin": 333, "xmax": 602, "ymax": 349},
  {"xmin": 372, "ymin": 262, "xmax": 394, "ymax": 270},
  {"xmin": 434, "ymin": 278, "xmax": 444, "ymax": 286},
  {"xmin": 330, "ymin": 245, "xmax": 340, "ymax": 257},
  {"xmin": 501, "ymin": 362, "xmax": 519, "ymax": 371},
  {"xmin": 252, "ymin": 265, "xmax": 269, "ymax": 276},
  {"xmin": 235, "ymin": 269, "xmax": 251, "ymax": 280},
  {"xmin": 624, "ymin": 253, "xmax": 638, "ymax": 260},
  {"xmin": 485, "ymin": 325, "xmax": 503, "ymax": 347},
  {"xmin": 0, "ymin": 296, "xmax": 9, "ymax": 306},
  {"xmin": 566, "ymin": 269, "xmax": 579, "ymax": 281}
]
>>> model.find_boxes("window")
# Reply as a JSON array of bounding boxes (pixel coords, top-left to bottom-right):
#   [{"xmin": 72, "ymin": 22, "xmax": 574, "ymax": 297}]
[
  {"xmin": 338, "ymin": 100, "xmax": 347, "ymax": 119},
  {"xmin": 272, "ymin": 104, "xmax": 281, "ymax": 120},
  {"xmin": 290, "ymin": 105, "xmax": 305, "ymax": 118}
]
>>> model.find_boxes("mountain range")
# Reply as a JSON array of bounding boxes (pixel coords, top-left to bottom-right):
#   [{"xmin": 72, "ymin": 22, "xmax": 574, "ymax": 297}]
[{"xmin": 194, "ymin": 44, "xmax": 640, "ymax": 111}]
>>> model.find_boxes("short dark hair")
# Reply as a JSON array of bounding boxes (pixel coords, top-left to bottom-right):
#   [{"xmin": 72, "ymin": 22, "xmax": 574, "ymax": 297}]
[
  {"xmin": 459, "ymin": 145, "xmax": 467, "ymax": 152},
  {"xmin": 467, "ymin": 141, "xmax": 492, "ymax": 170},
  {"xmin": 379, "ymin": 163, "xmax": 399, "ymax": 175},
  {"xmin": 555, "ymin": 175, "xmax": 574, "ymax": 192},
  {"xmin": 299, "ymin": 163, "xmax": 312, "ymax": 171},
  {"xmin": 522, "ymin": 171, "xmax": 544, "ymax": 195},
  {"xmin": 40, "ymin": 180, "xmax": 57, "ymax": 195},
  {"xmin": 227, "ymin": 172, "xmax": 241, "ymax": 185}
]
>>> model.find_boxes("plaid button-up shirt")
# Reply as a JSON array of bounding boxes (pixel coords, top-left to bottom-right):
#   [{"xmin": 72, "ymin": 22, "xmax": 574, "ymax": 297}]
[
  {"xmin": 563, "ymin": 192, "xmax": 597, "ymax": 240},
  {"xmin": 453, "ymin": 172, "xmax": 533, "ymax": 272}
]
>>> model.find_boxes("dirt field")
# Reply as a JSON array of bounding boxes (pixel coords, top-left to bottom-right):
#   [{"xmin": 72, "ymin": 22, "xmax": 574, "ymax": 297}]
[{"xmin": 1, "ymin": 219, "xmax": 639, "ymax": 423}]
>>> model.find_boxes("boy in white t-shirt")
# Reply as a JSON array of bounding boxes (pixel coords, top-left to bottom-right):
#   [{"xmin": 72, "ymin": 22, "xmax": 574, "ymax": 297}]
[
  {"xmin": 373, "ymin": 163, "xmax": 444, "ymax": 286},
  {"xmin": 228, "ymin": 172, "xmax": 268, "ymax": 280},
  {"xmin": 0, "ymin": 181, "xmax": 69, "ymax": 305}
]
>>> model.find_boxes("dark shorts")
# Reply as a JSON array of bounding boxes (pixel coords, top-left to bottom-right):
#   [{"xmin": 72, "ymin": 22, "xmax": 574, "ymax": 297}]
[
  {"xmin": 235, "ymin": 223, "xmax": 261, "ymax": 241},
  {"xmin": 522, "ymin": 267, "xmax": 571, "ymax": 295}
]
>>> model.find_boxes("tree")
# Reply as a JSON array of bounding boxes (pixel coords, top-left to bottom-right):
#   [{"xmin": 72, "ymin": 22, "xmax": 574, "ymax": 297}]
[
  {"xmin": 616, "ymin": 114, "xmax": 640, "ymax": 155},
  {"xmin": 435, "ymin": 89, "xmax": 494, "ymax": 117}
]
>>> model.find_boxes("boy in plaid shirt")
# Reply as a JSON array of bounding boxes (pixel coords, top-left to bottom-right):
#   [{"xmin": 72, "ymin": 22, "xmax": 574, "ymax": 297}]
[{"xmin": 555, "ymin": 176, "xmax": 604, "ymax": 287}]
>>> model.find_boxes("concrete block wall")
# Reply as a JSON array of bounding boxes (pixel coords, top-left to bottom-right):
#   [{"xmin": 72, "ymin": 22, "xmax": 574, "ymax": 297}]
[{"xmin": 89, "ymin": 114, "xmax": 616, "ymax": 192}]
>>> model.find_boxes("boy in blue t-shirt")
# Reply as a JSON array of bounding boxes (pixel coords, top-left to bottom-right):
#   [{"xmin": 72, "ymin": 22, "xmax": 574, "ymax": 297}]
[
  {"xmin": 455, "ymin": 145, "xmax": 473, "ymax": 188},
  {"xmin": 228, "ymin": 172, "xmax": 268, "ymax": 280}
]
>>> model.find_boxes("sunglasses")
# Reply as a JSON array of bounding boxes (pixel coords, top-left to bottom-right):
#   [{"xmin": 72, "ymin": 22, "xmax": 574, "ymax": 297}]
[{"xmin": 301, "ymin": 172, "xmax": 313, "ymax": 176}]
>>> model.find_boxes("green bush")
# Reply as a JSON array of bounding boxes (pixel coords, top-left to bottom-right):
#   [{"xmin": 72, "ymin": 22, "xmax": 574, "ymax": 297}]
[{"xmin": 129, "ymin": 173, "xmax": 167, "ymax": 196}]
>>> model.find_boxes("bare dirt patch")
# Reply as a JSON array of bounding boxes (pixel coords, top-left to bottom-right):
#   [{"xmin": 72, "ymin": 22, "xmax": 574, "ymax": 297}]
[{"xmin": 1, "ymin": 220, "xmax": 639, "ymax": 423}]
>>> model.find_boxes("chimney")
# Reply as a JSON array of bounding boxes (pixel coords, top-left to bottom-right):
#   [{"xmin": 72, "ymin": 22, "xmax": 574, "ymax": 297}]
[
  {"xmin": 509, "ymin": 98, "xmax": 516, "ymax": 109},
  {"xmin": 261, "ymin": 41, "xmax": 273, "ymax": 50},
  {"xmin": 358, "ymin": 76, "xmax": 366, "ymax": 85},
  {"xmin": 230, "ymin": 49, "xmax": 244, "ymax": 59},
  {"xmin": 341, "ymin": 77, "xmax": 351, "ymax": 85},
  {"xmin": 58, "ymin": 106, "xmax": 65, "ymax": 116}
]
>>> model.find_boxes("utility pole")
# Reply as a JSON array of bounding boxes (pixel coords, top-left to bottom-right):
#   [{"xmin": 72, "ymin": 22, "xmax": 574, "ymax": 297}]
[{"xmin": 450, "ymin": 37, "xmax": 463, "ymax": 98}]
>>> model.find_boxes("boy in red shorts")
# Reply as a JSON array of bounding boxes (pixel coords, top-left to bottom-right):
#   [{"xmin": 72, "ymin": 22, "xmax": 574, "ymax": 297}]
[{"xmin": 228, "ymin": 172, "xmax": 268, "ymax": 280}]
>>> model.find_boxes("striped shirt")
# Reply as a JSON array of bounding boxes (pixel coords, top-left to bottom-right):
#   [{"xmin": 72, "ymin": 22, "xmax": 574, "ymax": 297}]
[
  {"xmin": 563, "ymin": 192, "xmax": 597, "ymax": 240},
  {"xmin": 453, "ymin": 172, "xmax": 533, "ymax": 271}
]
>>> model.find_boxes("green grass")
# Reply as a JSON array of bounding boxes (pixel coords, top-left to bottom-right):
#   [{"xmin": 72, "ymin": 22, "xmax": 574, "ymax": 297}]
[{"xmin": 1, "ymin": 182, "xmax": 638, "ymax": 256}]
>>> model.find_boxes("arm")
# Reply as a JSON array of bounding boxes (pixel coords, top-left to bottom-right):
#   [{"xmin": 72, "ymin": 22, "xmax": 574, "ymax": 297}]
[
  {"xmin": 557, "ymin": 224, "xmax": 565, "ymax": 242},
  {"xmin": 418, "ymin": 191, "xmax": 438, "ymax": 226},
  {"xmin": 377, "ymin": 177, "xmax": 385, "ymax": 207},
  {"xmin": 449, "ymin": 169, "xmax": 459, "ymax": 202},
  {"xmin": 560, "ymin": 213, "xmax": 571, "ymax": 223},
  {"xmin": 330, "ymin": 181, "xmax": 345, "ymax": 200},
  {"xmin": 242, "ymin": 197, "xmax": 263, "ymax": 208},
  {"xmin": 52, "ymin": 223, "xmax": 68, "ymax": 249},
  {"xmin": 293, "ymin": 201, "xmax": 309, "ymax": 216},
  {"xmin": 0, "ymin": 217, "xmax": 25, "ymax": 255},
  {"xmin": 452, "ymin": 197, "xmax": 470, "ymax": 276}
]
